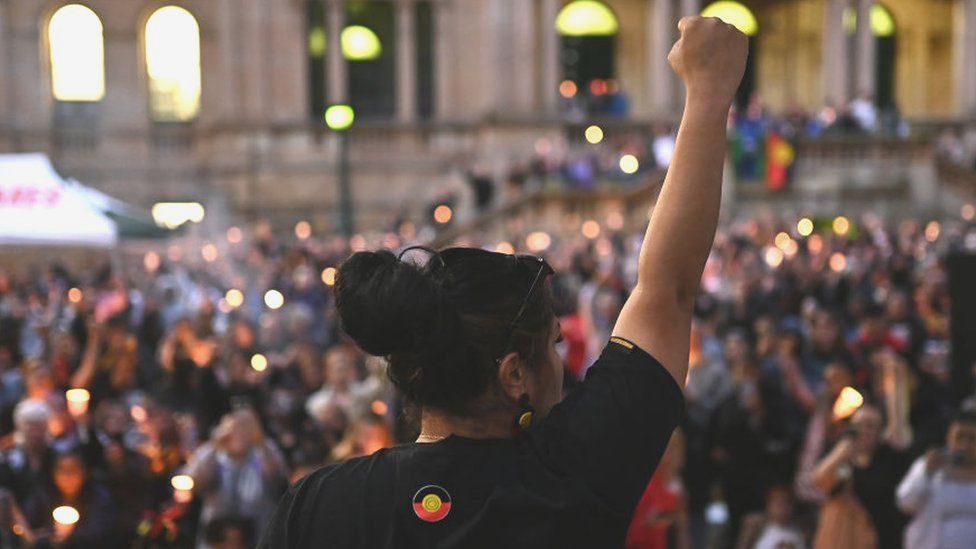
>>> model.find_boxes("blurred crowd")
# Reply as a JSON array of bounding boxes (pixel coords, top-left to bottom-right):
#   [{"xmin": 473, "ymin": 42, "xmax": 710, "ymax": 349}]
[{"xmin": 1, "ymin": 204, "xmax": 976, "ymax": 548}]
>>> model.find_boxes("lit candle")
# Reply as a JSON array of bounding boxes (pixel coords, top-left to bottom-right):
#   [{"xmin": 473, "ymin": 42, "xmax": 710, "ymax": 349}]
[
  {"xmin": 65, "ymin": 389, "xmax": 90, "ymax": 417},
  {"xmin": 171, "ymin": 475, "xmax": 194, "ymax": 504},
  {"xmin": 832, "ymin": 386, "xmax": 864, "ymax": 421},
  {"xmin": 52, "ymin": 505, "xmax": 79, "ymax": 538}
]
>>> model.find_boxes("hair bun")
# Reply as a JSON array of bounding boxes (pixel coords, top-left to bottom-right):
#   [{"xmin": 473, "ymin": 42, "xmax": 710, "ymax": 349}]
[{"xmin": 335, "ymin": 250, "xmax": 456, "ymax": 359}]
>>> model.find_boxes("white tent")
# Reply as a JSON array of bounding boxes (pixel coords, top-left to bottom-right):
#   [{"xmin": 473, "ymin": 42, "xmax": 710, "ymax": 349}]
[{"xmin": 0, "ymin": 153, "xmax": 117, "ymax": 247}]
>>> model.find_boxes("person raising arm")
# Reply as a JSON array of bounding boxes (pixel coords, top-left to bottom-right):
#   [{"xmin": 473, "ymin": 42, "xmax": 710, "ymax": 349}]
[{"xmin": 613, "ymin": 16, "xmax": 748, "ymax": 386}]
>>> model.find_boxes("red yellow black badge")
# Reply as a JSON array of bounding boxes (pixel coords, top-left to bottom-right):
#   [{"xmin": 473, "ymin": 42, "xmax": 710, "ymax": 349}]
[{"xmin": 412, "ymin": 485, "xmax": 451, "ymax": 523}]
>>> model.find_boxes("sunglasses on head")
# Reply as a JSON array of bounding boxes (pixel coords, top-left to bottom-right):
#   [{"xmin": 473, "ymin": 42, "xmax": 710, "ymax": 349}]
[
  {"xmin": 498, "ymin": 254, "xmax": 554, "ymax": 362},
  {"xmin": 399, "ymin": 247, "xmax": 554, "ymax": 361}
]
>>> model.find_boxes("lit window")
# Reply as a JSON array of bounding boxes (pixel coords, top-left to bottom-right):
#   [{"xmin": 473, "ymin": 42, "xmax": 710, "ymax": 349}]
[
  {"xmin": 555, "ymin": 1, "xmax": 619, "ymax": 37},
  {"xmin": 701, "ymin": 2, "xmax": 759, "ymax": 36},
  {"xmin": 145, "ymin": 6, "xmax": 201, "ymax": 121},
  {"xmin": 48, "ymin": 4, "xmax": 105, "ymax": 101},
  {"xmin": 843, "ymin": 4, "xmax": 895, "ymax": 37}
]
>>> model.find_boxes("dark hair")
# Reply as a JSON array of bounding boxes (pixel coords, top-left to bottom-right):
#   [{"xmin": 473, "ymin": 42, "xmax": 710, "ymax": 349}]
[{"xmin": 335, "ymin": 248, "xmax": 554, "ymax": 416}]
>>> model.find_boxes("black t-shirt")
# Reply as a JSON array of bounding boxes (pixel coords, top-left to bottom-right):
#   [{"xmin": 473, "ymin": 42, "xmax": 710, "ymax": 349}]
[{"xmin": 260, "ymin": 338, "xmax": 684, "ymax": 548}]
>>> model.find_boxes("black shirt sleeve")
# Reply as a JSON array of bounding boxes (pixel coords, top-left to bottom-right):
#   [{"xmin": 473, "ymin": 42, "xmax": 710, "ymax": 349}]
[
  {"xmin": 525, "ymin": 337, "xmax": 685, "ymax": 516},
  {"xmin": 259, "ymin": 472, "xmax": 318, "ymax": 549}
]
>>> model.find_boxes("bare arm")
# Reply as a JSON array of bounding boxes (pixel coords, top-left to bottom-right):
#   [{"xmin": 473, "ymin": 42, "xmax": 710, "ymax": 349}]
[
  {"xmin": 613, "ymin": 16, "xmax": 748, "ymax": 384},
  {"xmin": 69, "ymin": 322, "xmax": 102, "ymax": 389},
  {"xmin": 812, "ymin": 438, "xmax": 854, "ymax": 493}
]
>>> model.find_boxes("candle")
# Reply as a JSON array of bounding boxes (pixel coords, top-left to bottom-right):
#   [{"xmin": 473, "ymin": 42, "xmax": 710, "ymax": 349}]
[
  {"xmin": 65, "ymin": 389, "xmax": 90, "ymax": 417},
  {"xmin": 832, "ymin": 386, "xmax": 864, "ymax": 421},
  {"xmin": 52, "ymin": 505, "xmax": 79, "ymax": 538},
  {"xmin": 171, "ymin": 475, "xmax": 194, "ymax": 503}
]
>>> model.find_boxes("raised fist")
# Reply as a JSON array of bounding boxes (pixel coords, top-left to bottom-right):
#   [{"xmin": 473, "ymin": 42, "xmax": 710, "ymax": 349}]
[{"xmin": 668, "ymin": 16, "xmax": 748, "ymax": 107}]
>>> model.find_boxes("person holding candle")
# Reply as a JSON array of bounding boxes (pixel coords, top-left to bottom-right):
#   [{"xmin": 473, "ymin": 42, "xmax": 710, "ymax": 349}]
[
  {"xmin": 23, "ymin": 452, "xmax": 119, "ymax": 548},
  {"xmin": 810, "ymin": 353, "xmax": 914, "ymax": 549}
]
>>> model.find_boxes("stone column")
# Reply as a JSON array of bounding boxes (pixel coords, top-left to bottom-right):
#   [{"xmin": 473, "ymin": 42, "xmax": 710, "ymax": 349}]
[
  {"xmin": 956, "ymin": 0, "xmax": 976, "ymax": 115},
  {"xmin": 433, "ymin": 0, "xmax": 452, "ymax": 119},
  {"xmin": 854, "ymin": 0, "xmax": 876, "ymax": 97},
  {"xmin": 822, "ymin": 0, "xmax": 850, "ymax": 106},
  {"xmin": 326, "ymin": 0, "xmax": 347, "ymax": 104},
  {"xmin": 648, "ymin": 0, "xmax": 676, "ymax": 116},
  {"xmin": 539, "ymin": 0, "xmax": 560, "ymax": 113},
  {"xmin": 395, "ymin": 0, "xmax": 417, "ymax": 122}
]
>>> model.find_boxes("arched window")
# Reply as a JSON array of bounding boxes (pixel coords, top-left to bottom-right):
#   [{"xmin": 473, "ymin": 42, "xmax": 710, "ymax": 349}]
[
  {"xmin": 145, "ymin": 6, "xmax": 201, "ymax": 122},
  {"xmin": 48, "ymin": 4, "xmax": 105, "ymax": 102},
  {"xmin": 556, "ymin": 1, "xmax": 619, "ymax": 112},
  {"xmin": 843, "ymin": 4, "xmax": 897, "ymax": 108},
  {"xmin": 346, "ymin": 1, "xmax": 394, "ymax": 118},
  {"xmin": 843, "ymin": 4, "xmax": 896, "ymax": 37},
  {"xmin": 700, "ymin": 1, "xmax": 759, "ymax": 36},
  {"xmin": 555, "ymin": 0, "xmax": 618, "ymax": 37}
]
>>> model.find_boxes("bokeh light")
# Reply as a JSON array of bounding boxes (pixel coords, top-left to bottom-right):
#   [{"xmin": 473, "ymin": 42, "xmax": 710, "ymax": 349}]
[
  {"xmin": 581, "ymin": 220, "xmax": 601, "ymax": 239},
  {"xmin": 68, "ymin": 287, "xmax": 83, "ymax": 304},
  {"xmin": 201, "ymin": 243, "xmax": 218, "ymax": 262},
  {"xmin": 226, "ymin": 226, "xmax": 243, "ymax": 243},
  {"xmin": 371, "ymin": 400, "xmax": 389, "ymax": 416},
  {"xmin": 434, "ymin": 205, "xmax": 453, "ymax": 224},
  {"xmin": 829, "ymin": 252, "xmax": 847, "ymax": 272},
  {"xmin": 584, "ymin": 125, "xmax": 604, "ymax": 144},
  {"xmin": 774, "ymin": 232, "xmax": 792, "ymax": 250},
  {"xmin": 619, "ymin": 154, "xmax": 639, "ymax": 174},
  {"xmin": 264, "ymin": 290, "xmax": 285, "ymax": 310},
  {"xmin": 225, "ymin": 289, "xmax": 244, "ymax": 308},
  {"xmin": 144, "ymin": 251, "xmax": 161, "ymax": 272},
  {"xmin": 797, "ymin": 217, "xmax": 814, "ymax": 236},
  {"xmin": 925, "ymin": 221, "xmax": 940, "ymax": 242},
  {"xmin": 321, "ymin": 267, "xmax": 337, "ymax": 286},
  {"xmin": 250, "ymin": 354, "xmax": 268, "ymax": 372},
  {"xmin": 963, "ymin": 204, "xmax": 975, "ymax": 221},
  {"xmin": 559, "ymin": 80, "xmax": 578, "ymax": 98},
  {"xmin": 832, "ymin": 216, "xmax": 850, "ymax": 236},
  {"xmin": 808, "ymin": 234, "xmax": 824, "ymax": 254},
  {"xmin": 295, "ymin": 220, "xmax": 312, "ymax": 240},
  {"xmin": 764, "ymin": 247, "xmax": 784, "ymax": 268},
  {"xmin": 526, "ymin": 231, "xmax": 552, "ymax": 252}
]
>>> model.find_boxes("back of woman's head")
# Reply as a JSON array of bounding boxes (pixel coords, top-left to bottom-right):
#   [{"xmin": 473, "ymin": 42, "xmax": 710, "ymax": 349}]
[{"xmin": 335, "ymin": 248, "xmax": 553, "ymax": 416}]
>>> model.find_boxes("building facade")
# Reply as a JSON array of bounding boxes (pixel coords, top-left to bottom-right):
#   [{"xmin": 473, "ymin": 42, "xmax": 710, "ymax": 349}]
[{"xmin": 1, "ymin": 0, "xmax": 975, "ymax": 231}]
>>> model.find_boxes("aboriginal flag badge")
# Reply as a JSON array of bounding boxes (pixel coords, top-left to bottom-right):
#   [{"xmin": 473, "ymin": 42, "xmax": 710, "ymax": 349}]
[{"xmin": 412, "ymin": 485, "xmax": 451, "ymax": 523}]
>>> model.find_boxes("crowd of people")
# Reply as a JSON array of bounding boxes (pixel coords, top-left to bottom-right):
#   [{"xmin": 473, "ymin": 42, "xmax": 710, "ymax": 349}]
[
  {"xmin": 1, "ymin": 203, "xmax": 975, "ymax": 548},
  {"xmin": 481, "ymin": 93, "xmax": 911, "ymax": 212}
]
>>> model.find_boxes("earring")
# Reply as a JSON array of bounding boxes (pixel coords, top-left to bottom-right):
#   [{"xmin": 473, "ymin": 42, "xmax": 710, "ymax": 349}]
[{"xmin": 515, "ymin": 394, "xmax": 535, "ymax": 431}]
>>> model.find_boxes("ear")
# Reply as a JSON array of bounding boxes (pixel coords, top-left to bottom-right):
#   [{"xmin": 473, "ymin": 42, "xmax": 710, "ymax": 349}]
[{"xmin": 496, "ymin": 352, "xmax": 527, "ymax": 401}]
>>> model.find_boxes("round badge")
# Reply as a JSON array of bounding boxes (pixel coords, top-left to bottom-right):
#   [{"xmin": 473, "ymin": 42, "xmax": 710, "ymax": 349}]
[{"xmin": 412, "ymin": 484, "xmax": 451, "ymax": 522}]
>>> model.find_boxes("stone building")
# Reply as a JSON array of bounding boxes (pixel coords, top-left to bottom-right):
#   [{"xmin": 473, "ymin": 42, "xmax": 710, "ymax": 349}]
[{"xmin": 0, "ymin": 0, "xmax": 974, "ymax": 231}]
